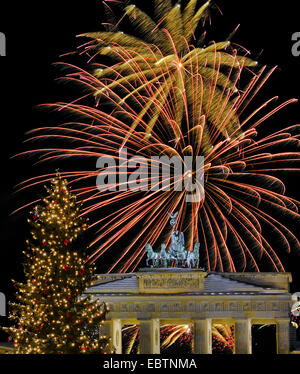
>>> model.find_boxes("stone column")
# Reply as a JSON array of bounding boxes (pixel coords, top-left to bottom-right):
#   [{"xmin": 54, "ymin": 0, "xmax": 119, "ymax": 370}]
[
  {"xmin": 235, "ymin": 319, "xmax": 252, "ymax": 354},
  {"xmin": 277, "ymin": 319, "xmax": 290, "ymax": 354},
  {"xmin": 102, "ymin": 319, "xmax": 122, "ymax": 354},
  {"xmin": 139, "ymin": 318, "xmax": 160, "ymax": 354},
  {"xmin": 193, "ymin": 319, "xmax": 212, "ymax": 354}
]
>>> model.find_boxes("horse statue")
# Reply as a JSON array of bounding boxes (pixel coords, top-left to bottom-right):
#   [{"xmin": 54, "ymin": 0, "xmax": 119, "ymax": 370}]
[
  {"xmin": 145, "ymin": 230, "xmax": 200, "ymax": 268},
  {"xmin": 176, "ymin": 243, "xmax": 187, "ymax": 267},
  {"xmin": 145, "ymin": 243, "xmax": 160, "ymax": 267},
  {"xmin": 186, "ymin": 242, "xmax": 200, "ymax": 268},
  {"xmin": 159, "ymin": 243, "xmax": 170, "ymax": 268}
]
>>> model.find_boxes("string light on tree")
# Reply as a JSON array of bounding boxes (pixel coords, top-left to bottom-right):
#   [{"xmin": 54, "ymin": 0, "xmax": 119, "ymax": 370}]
[{"xmin": 2, "ymin": 173, "xmax": 111, "ymax": 354}]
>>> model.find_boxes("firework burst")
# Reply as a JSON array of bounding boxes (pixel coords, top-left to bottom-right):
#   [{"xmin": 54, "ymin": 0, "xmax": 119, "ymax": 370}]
[
  {"xmin": 122, "ymin": 324, "xmax": 140, "ymax": 354},
  {"xmin": 160, "ymin": 324, "xmax": 193, "ymax": 353},
  {"xmin": 121, "ymin": 322, "xmax": 234, "ymax": 354},
  {"xmin": 16, "ymin": 62, "xmax": 300, "ymax": 272},
  {"xmin": 79, "ymin": 0, "xmax": 257, "ymax": 149},
  {"xmin": 121, "ymin": 323, "xmax": 194, "ymax": 354},
  {"xmin": 212, "ymin": 323, "xmax": 234, "ymax": 354},
  {"xmin": 13, "ymin": 1, "xmax": 300, "ymax": 273}
]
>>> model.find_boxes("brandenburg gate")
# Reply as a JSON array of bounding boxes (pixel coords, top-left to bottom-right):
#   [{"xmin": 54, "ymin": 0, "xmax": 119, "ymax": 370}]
[{"xmin": 85, "ymin": 269, "xmax": 293, "ymax": 354}]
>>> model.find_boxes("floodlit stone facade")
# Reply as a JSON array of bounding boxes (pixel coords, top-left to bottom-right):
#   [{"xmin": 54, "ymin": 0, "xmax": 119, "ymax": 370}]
[{"xmin": 85, "ymin": 269, "xmax": 293, "ymax": 354}]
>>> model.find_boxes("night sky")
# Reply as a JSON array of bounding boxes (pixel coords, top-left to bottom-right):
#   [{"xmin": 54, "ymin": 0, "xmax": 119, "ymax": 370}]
[{"xmin": 0, "ymin": 0, "xmax": 300, "ymax": 339}]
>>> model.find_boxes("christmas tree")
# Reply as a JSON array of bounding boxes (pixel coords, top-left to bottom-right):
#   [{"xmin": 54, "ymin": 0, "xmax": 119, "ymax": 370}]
[{"xmin": 2, "ymin": 173, "xmax": 110, "ymax": 354}]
